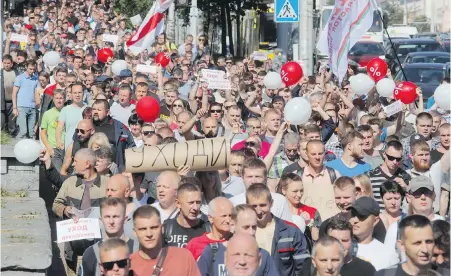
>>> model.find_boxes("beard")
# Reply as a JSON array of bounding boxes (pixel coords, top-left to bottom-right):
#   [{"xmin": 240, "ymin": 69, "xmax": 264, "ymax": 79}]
[
  {"xmin": 413, "ymin": 159, "xmax": 430, "ymax": 172},
  {"xmin": 204, "ymin": 130, "xmax": 217, "ymax": 138},
  {"xmin": 351, "ymin": 151, "xmax": 363, "ymax": 160}
]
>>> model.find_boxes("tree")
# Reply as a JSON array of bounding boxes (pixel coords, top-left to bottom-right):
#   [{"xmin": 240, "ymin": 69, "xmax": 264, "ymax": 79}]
[
  {"xmin": 117, "ymin": 0, "xmax": 154, "ymax": 19},
  {"xmin": 380, "ymin": 0, "xmax": 404, "ymax": 25},
  {"xmin": 413, "ymin": 15, "xmax": 431, "ymax": 32}
]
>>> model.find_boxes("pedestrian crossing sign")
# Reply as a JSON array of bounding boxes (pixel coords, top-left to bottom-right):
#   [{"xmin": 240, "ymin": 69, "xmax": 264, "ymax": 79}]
[{"xmin": 275, "ymin": 0, "xmax": 299, "ymax": 23}]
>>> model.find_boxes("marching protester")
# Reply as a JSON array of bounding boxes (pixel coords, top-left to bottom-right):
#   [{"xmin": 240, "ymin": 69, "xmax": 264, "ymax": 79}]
[{"xmin": 4, "ymin": 1, "xmax": 449, "ymax": 275}]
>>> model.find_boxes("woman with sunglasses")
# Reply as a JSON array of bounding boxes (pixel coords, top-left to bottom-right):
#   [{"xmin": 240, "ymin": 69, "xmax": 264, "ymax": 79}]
[
  {"xmin": 379, "ymin": 180, "xmax": 405, "ymax": 230},
  {"xmin": 196, "ymin": 35, "xmax": 210, "ymax": 58},
  {"xmin": 169, "ymin": 99, "xmax": 186, "ymax": 130}
]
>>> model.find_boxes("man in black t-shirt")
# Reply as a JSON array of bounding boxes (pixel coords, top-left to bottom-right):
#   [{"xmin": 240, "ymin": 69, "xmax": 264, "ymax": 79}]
[
  {"xmin": 430, "ymin": 123, "xmax": 449, "ymax": 165},
  {"xmin": 376, "ymin": 215, "xmax": 450, "ymax": 276},
  {"xmin": 163, "ymin": 183, "xmax": 208, "ymax": 248}
]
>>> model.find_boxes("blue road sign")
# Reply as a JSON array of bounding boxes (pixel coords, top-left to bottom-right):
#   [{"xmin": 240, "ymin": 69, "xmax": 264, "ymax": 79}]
[{"xmin": 275, "ymin": 0, "xmax": 299, "ymax": 23}]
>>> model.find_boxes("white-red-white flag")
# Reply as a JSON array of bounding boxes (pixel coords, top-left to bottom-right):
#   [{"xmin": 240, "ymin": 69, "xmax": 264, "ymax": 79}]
[{"xmin": 126, "ymin": 0, "xmax": 173, "ymax": 55}]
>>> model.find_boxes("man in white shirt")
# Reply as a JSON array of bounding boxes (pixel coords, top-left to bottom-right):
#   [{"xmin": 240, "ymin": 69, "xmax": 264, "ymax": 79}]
[
  {"xmin": 349, "ymin": 197, "xmax": 399, "ymax": 271},
  {"xmin": 110, "ymin": 86, "xmax": 135, "ymax": 126},
  {"xmin": 151, "ymin": 170, "xmax": 181, "ymax": 223},
  {"xmin": 229, "ymin": 158, "xmax": 292, "ymax": 222},
  {"xmin": 384, "ymin": 176, "xmax": 445, "ymax": 256}
]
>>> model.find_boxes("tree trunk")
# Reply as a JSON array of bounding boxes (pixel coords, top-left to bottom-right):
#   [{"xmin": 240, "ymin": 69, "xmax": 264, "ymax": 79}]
[
  {"xmin": 220, "ymin": 3, "xmax": 227, "ymax": 55},
  {"xmin": 236, "ymin": 0, "xmax": 241, "ymax": 57},
  {"xmin": 225, "ymin": 3, "xmax": 234, "ymax": 56}
]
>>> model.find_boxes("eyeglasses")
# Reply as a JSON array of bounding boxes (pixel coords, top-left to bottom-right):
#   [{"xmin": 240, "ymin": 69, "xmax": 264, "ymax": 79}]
[
  {"xmin": 411, "ymin": 188, "xmax": 434, "ymax": 199},
  {"xmin": 245, "ymin": 141, "xmax": 257, "ymax": 148},
  {"xmin": 173, "ymin": 104, "xmax": 184, "ymax": 108},
  {"xmin": 209, "ymin": 109, "xmax": 222, "ymax": 113},
  {"xmin": 285, "ymin": 148, "xmax": 298, "ymax": 153},
  {"xmin": 143, "ymin": 131, "xmax": 155, "ymax": 136},
  {"xmin": 75, "ymin": 128, "xmax": 92, "ymax": 134},
  {"xmin": 226, "ymin": 61, "xmax": 232, "ymax": 64},
  {"xmin": 350, "ymin": 208, "xmax": 369, "ymax": 221},
  {"xmin": 198, "ymin": 38, "xmax": 205, "ymax": 41},
  {"xmin": 101, "ymin": 259, "xmax": 128, "ymax": 271},
  {"xmin": 385, "ymin": 153, "xmax": 402, "ymax": 162}
]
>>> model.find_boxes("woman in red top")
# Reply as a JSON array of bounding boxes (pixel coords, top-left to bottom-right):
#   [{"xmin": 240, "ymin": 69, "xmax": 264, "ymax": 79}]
[{"xmin": 276, "ymin": 173, "xmax": 322, "ymax": 241}]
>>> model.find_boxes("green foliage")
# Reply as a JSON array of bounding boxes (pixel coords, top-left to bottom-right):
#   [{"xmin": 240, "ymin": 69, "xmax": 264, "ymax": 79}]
[
  {"xmin": 413, "ymin": 16, "xmax": 431, "ymax": 33},
  {"xmin": 326, "ymin": 0, "xmax": 335, "ymax": 6},
  {"xmin": 0, "ymin": 131, "xmax": 11, "ymax": 145},
  {"xmin": 381, "ymin": 0, "xmax": 404, "ymax": 25},
  {"xmin": 117, "ymin": 0, "xmax": 155, "ymax": 19}
]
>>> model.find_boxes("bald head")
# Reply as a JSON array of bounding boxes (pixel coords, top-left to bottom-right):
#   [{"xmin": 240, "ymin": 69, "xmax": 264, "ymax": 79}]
[
  {"xmin": 225, "ymin": 234, "xmax": 261, "ymax": 276},
  {"xmin": 306, "ymin": 140, "xmax": 325, "ymax": 152},
  {"xmin": 208, "ymin": 196, "xmax": 233, "ymax": 217},
  {"xmin": 77, "ymin": 119, "xmax": 94, "ymax": 129},
  {"xmin": 156, "ymin": 170, "xmax": 181, "ymax": 208},
  {"xmin": 202, "ymin": 117, "xmax": 219, "ymax": 136},
  {"xmin": 156, "ymin": 126, "xmax": 175, "ymax": 139},
  {"xmin": 106, "ymin": 174, "xmax": 131, "ymax": 198}
]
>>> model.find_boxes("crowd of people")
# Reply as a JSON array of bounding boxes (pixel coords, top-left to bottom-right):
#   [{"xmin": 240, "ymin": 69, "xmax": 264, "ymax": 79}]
[{"xmin": 1, "ymin": 1, "xmax": 451, "ymax": 276}]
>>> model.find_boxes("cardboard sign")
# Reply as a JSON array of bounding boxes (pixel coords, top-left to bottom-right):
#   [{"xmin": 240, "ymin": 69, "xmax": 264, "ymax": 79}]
[
  {"xmin": 102, "ymin": 34, "xmax": 119, "ymax": 45},
  {"xmin": 252, "ymin": 51, "xmax": 268, "ymax": 61},
  {"xmin": 125, "ymin": 137, "xmax": 231, "ymax": 173},
  {"xmin": 130, "ymin": 14, "xmax": 143, "ymax": 26},
  {"xmin": 10, "ymin": 33, "xmax": 28, "ymax": 43},
  {"xmin": 302, "ymin": 181, "xmax": 339, "ymax": 220},
  {"xmin": 207, "ymin": 79, "xmax": 232, "ymax": 90},
  {"xmin": 56, "ymin": 218, "xmax": 101, "ymax": 243},
  {"xmin": 383, "ymin": 100, "xmax": 403, "ymax": 117},
  {"xmin": 136, "ymin": 64, "xmax": 157, "ymax": 74}
]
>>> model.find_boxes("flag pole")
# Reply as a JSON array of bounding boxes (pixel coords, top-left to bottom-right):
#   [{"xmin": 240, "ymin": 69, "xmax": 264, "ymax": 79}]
[{"xmin": 376, "ymin": 10, "xmax": 408, "ymax": 81}]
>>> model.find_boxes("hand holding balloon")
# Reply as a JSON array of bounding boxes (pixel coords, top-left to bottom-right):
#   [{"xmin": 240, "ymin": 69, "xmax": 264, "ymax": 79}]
[
  {"xmin": 393, "ymin": 81, "xmax": 417, "ymax": 104},
  {"xmin": 14, "ymin": 139, "xmax": 42, "ymax": 164}
]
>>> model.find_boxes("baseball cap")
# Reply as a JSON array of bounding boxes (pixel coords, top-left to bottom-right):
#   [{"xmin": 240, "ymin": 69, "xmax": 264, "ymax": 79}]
[
  {"xmin": 118, "ymin": 69, "xmax": 132, "ymax": 77},
  {"xmin": 349, "ymin": 197, "xmax": 380, "ymax": 216},
  {"xmin": 409, "ymin": 176, "xmax": 434, "ymax": 193},
  {"xmin": 95, "ymin": 75, "xmax": 113, "ymax": 84},
  {"xmin": 410, "ymin": 134, "xmax": 426, "ymax": 148}
]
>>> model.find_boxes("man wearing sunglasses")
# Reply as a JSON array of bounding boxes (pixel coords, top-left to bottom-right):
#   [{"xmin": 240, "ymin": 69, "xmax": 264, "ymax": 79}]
[
  {"xmin": 349, "ymin": 197, "xmax": 399, "ymax": 271},
  {"xmin": 384, "ymin": 176, "xmax": 445, "ymax": 262},
  {"xmin": 369, "ymin": 140, "xmax": 411, "ymax": 210},
  {"xmin": 99, "ymin": 238, "xmax": 133, "ymax": 276},
  {"xmin": 80, "ymin": 198, "xmax": 135, "ymax": 276}
]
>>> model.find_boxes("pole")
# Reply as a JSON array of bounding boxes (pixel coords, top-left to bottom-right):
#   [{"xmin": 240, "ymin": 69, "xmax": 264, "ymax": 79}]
[
  {"xmin": 377, "ymin": 11, "xmax": 407, "ymax": 81},
  {"xmin": 190, "ymin": 0, "xmax": 198, "ymax": 39},
  {"xmin": 403, "ymin": 0, "xmax": 407, "ymax": 25}
]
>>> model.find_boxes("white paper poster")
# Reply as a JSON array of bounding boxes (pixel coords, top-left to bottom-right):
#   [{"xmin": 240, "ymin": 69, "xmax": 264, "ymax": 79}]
[
  {"xmin": 10, "ymin": 33, "xmax": 29, "ymax": 43},
  {"xmin": 103, "ymin": 34, "xmax": 119, "ymax": 45},
  {"xmin": 383, "ymin": 100, "xmax": 403, "ymax": 117},
  {"xmin": 136, "ymin": 64, "xmax": 157, "ymax": 74},
  {"xmin": 252, "ymin": 51, "xmax": 268, "ymax": 61},
  {"xmin": 201, "ymin": 69, "xmax": 231, "ymax": 90},
  {"xmin": 130, "ymin": 14, "xmax": 143, "ymax": 26},
  {"xmin": 56, "ymin": 218, "xmax": 101, "ymax": 243}
]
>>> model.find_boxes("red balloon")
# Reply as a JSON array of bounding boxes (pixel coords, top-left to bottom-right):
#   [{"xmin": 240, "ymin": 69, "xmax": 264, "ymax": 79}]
[
  {"xmin": 97, "ymin": 48, "xmax": 114, "ymax": 63},
  {"xmin": 280, "ymin": 62, "xmax": 303, "ymax": 86},
  {"xmin": 136, "ymin": 96, "xmax": 161, "ymax": 123},
  {"xmin": 366, "ymin": 58, "xmax": 388, "ymax": 82},
  {"xmin": 155, "ymin": 52, "xmax": 170, "ymax": 68},
  {"xmin": 394, "ymin": 81, "xmax": 417, "ymax": 104}
]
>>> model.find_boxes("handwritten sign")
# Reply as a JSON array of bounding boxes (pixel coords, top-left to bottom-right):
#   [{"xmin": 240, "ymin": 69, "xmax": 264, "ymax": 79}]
[
  {"xmin": 252, "ymin": 51, "xmax": 268, "ymax": 61},
  {"xmin": 56, "ymin": 218, "xmax": 101, "ymax": 243},
  {"xmin": 10, "ymin": 33, "xmax": 28, "ymax": 43},
  {"xmin": 136, "ymin": 64, "xmax": 157, "ymax": 74},
  {"xmin": 201, "ymin": 69, "xmax": 231, "ymax": 90},
  {"xmin": 125, "ymin": 137, "xmax": 231, "ymax": 173},
  {"xmin": 383, "ymin": 100, "xmax": 403, "ymax": 117},
  {"xmin": 103, "ymin": 34, "xmax": 119, "ymax": 45},
  {"xmin": 302, "ymin": 181, "xmax": 339, "ymax": 220}
]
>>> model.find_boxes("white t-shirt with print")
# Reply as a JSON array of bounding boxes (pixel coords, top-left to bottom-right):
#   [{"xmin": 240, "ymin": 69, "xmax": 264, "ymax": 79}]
[{"xmin": 357, "ymin": 239, "xmax": 399, "ymax": 271}]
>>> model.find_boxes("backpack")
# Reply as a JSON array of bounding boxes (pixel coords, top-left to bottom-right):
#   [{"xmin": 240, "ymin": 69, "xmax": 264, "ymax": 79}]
[{"xmin": 296, "ymin": 166, "xmax": 337, "ymax": 184}]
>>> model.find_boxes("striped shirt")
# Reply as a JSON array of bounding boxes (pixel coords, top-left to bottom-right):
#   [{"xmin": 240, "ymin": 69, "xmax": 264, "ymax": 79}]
[{"xmin": 368, "ymin": 166, "xmax": 411, "ymax": 209}]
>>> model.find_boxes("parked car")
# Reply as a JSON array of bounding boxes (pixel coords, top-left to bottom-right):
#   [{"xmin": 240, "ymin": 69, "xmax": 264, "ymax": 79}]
[
  {"xmin": 394, "ymin": 63, "xmax": 450, "ymax": 99},
  {"xmin": 385, "ymin": 39, "xmax": 445, "ymax": 74},
  {"xmin": 443, "ymin": 40, "xmax": 450, "ymax": 52},
  {"xmin": 348, "ymin": 41, "xmax": 386, "ymax": 72},
  {"xmin": 402, "ymin": 52, "xmax": 450, "ymax": 66},
  {"xmin": 413, "ymin": 33, "xmax": 438, "ymax": 40}
]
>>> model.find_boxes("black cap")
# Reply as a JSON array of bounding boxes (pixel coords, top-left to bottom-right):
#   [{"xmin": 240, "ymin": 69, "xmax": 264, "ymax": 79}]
[
  {"xmin": 410, "ymin": 134, "xmax": 426, "ymax": 148},
  {"xmin": 350, "ymin": 197, "xmax": 380, "ymax": 216}
]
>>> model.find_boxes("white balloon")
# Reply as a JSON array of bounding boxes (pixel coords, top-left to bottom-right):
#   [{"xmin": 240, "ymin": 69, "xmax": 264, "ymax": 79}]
[
  {"xmin": 350, "ymin": 73, "xmax": 375, "ymax": 95},
  {"xmin": 434, "ymin": 83, "xmax": 451, "ymax": 111},
  {"xmin": 284, "ymin": 97, "xmax": 312, "ymax": 125},
  {"xmin": 292, "ymin": 215, "xmax": 306, "ymax": 233},
  {"xmin": 376, "ymin": 78, "xmax": 396, "ymax": 98},
  {"xmin": 263, "ymin": 72, "xmax": 282, "ymax": 89},
  {"xmin": 43, "ymin": 51, "xmax": 60, "ymax": 66},
  {"xmin": 111, "ymin": 60, "xmax": 128, "ymax": 76},
  {"xmin": 14, "ymin": 139, "xmax": 41, "ymax": 164}
]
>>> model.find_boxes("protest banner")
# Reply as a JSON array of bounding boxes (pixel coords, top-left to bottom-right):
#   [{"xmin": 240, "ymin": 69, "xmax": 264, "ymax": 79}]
[
  {"xmin": 383, "ymin": 100, "xmax": 403, "ymax": 117},
  {"xmin": 136, "ymin": 64, "xmax": 157, "ymax": 74},
  {"xmin": 125, "ymin": 137, "xmax": 231, "ymax": 173},
  {"xmin": 252, "ymin": 51, "xmax": 268, "ymax": 61},
  {"xmin": 302, "ymin": 181, "xmax": 339, "ymax": 220},
  {"xmin": 130, "ymin": 14, "xmax": 143, "ymax": 26},
  {"xmin": 103, "ymin": 34, "xmax": 119, "ymax": 45},
  {"xmin": 201, "ymin": 69, "xmax": 231, "ymax": 90},
  {"xmin": 10, "ymin": 33, "xmax": 28, "ymax": 43},
  {"xmin": 56, "ymin": 218, "xmax": 101, "ymax": 243}
]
